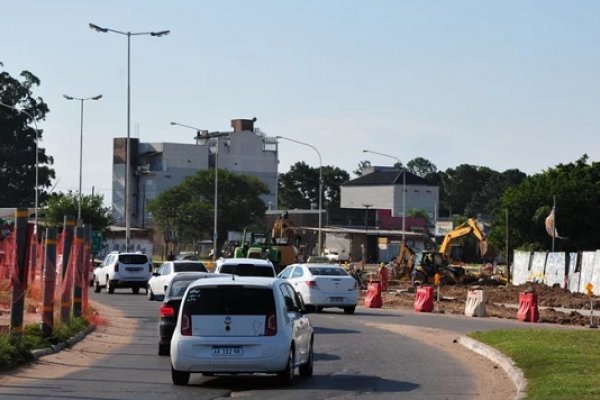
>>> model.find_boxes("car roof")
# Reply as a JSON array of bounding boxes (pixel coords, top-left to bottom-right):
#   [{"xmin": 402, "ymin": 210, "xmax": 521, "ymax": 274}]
[
  {"xmin": 170, "ymin": 271, "xmax": 216, "ymax": 281},
  {"xmin": 294, "ymin": 263, "xmax": 345, "ymax": 268},
  {"xmin": 218, "ymin": 257, "xmax": 274, "ymax": 266},
  {"xmin": 171, "ymin": 260, "xmax": 205, "ymax": 264},
  {"xmin": 189, "ymin": 276, "xmax": 279, "ymax": 288}
]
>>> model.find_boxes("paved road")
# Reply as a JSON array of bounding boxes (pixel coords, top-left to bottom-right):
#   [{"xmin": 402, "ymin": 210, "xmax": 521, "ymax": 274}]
[{"xmin": 0, "ymin": 289, "xmax": 534, "ymax": 400}]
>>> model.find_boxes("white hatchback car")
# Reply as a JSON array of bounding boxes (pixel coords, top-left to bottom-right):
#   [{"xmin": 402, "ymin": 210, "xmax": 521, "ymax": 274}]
[
  {"xmin": 147, "ymin": 261, "xmax": 209, "ymax": 300},
  {"xmin": 278, "ymin": 263, "xmax": 359, "ymax": 314},
  {"xmin": 170, "ymin": 276, "xmax": 314, "ymax": 385},
  {"xmin": 213, "ymin": 257, "xmax": 277, "ymax": 277}
]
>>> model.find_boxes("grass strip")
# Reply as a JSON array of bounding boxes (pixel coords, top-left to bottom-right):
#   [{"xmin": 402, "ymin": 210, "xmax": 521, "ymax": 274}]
[{"xmin": 470, "ymin": 328, "xmax": 600, "ymax": 400}]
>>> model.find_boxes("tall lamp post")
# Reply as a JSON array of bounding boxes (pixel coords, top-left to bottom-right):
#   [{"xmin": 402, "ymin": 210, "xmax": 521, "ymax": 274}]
[
  {"xmin": 362, "ymin": 149, "xmax": 406, "ymax": 242},
  {"xmin": 171, "ymin": 122, "xmax": 223, "ymax": 260},
  {"xmin": 0, "ymin": 101, "xmax": 39, "ymax": 234},
  {"xmin": 63, "ymin": 94, "xmax": 102, "ymax": 225},
  {"xmin": 276, "ymin": 136, "xmax": 323, "ymax": 256},
  {"xmin": 89, "ymin": 22, "xmax": 170, "ymax": 251}
]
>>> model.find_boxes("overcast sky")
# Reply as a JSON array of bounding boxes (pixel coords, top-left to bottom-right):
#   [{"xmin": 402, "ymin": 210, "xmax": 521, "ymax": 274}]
[{"xmin": 2, "ymin": 1, "xmax": 599, "ymax": 205}]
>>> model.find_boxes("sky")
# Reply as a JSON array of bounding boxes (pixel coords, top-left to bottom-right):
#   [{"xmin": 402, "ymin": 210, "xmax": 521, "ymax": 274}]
[{"xmin": 2, "ymin": 1, "xmax": 600, "ymax": 205}]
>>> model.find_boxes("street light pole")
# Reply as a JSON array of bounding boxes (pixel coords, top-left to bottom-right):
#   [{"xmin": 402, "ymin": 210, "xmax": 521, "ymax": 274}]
[
  {"xmin": 63, "ymin": 94, "xmax": 102, "ymax": 225},
  {"xmin": 0, "ymin": 101, "xmax": 39, "ymax": 233},
  {"xmin": 276, "ymin": 136, "xmax": 323, "ymax": 256},
  {"xmin": 90, "ymin": 23, "xmax": 170, "ymax": 251},
  {"xmin": 362, "ymin": 149, "xmax": 406, "ymax": 242}
]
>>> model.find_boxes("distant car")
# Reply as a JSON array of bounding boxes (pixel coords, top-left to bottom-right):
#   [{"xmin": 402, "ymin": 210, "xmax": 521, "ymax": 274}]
[
  {"xmin": 158, "ymin": 271, "xmax": 220, "ymax": 356},
  {"xmin": 170, "ymin": 276, "xmax": 314, "ymax": 385},
  {"xmin": 147, "ymin": 261, "xmax": 209, "ymax": 300},
  {"xmin": 213, "ymin": 257, "xmax": 277, "ymax": 277},
  {"xmin": 323, "ymin": 249, "xmax": 349, "ymax": 263},
  {"xmin": 278, "ymin": 263, "xmax": 359, "ymax": 314},
  {"xmin": 92, "ymin": 252, "xmax": 153, "ymax": 294},
  {"xmin": 175, "ymin": 253, "xmax": 199, "ymax": 261}
]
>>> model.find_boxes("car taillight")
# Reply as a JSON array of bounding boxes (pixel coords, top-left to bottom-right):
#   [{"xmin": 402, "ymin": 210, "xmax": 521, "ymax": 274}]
[
  {"xmin": 306, "ymin": 280, "xmax": 318, "ymax": 289},
  {"xmin": 181, "ymin": 314, "xmax": 192, "ymax": 336},
  {"xmin": 114, "ymin": 263, "xmax": 119, "ymax": 272},
  {"xmin": 264, "ymin": 312, "xmax": 277, "ymax": 336},
  {"xmin": 160, "ymin": 304, "xmax": 175, "ymax": 318}
]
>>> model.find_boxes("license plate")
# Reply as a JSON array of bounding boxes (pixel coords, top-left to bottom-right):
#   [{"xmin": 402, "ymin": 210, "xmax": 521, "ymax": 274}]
[
  {"xmin": 212, "ymin": 346, "xmax": 243, "ymax": 356},
  {"xmin": 126, "ymin": 267, "xmax": 142, "ymax": 272},
  {"xmin": 329, "ymin": 297, "xmax": 343, "ymax": 302}
]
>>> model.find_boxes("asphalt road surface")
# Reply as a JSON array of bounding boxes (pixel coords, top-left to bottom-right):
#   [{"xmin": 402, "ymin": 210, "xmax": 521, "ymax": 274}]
[{"xmin": 0, "ymin": 289, "xmax": 529, "ymax": 400}]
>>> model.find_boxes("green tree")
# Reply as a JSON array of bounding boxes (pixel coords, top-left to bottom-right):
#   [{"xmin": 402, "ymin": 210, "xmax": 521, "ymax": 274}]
[
  {"xmin": 489, "ymin": 155, "xmax": 600, "ymax": 253},
  {"xmin": 0, "ymin": 68, "xmax": 55, "ymax": 207},
  {"xmin": 278, "ymin": 162, "xmax": 350, "ymax": 214},
  {"xmin": 44, "ymin": 191, "xmax": 112, "ymax": 230},
  {"xmin": 407, "ymin": 157, "xmax": 437, "ymax": 178},
  {"xmin": 353, "ymin": 160, "xmax": 372, "ymax": 177},
  {"xmin": 147, "ymin": 169, "xmax": 269, "ymax": 248}
]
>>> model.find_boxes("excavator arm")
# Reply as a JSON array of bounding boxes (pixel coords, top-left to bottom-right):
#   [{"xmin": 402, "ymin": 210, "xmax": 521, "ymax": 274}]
[{"xmin": 439, "ymin": 218, "xmax": 488, "ymax": 259}]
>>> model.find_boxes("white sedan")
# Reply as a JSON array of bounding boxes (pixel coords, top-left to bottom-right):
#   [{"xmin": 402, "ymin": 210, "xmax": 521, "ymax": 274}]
[
  {"xmin": 147, "ymin": 261, "xmax": 208, "ymax": 300},
  {"xmin": 278, "ymin": 263, "xmax": 359, "ymax": 314}
]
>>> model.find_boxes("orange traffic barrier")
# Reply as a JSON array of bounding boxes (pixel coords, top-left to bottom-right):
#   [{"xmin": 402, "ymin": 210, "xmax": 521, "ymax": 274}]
[
  {"xmin": 414, "ymin": 285, "xmax": 434, "ymax": 312},
  {"xmin": 364, "ymin": 282, "xmax": 382, "ymax": 308},
  {"xmin": 517, "ymin": 291, "xmax": 539, "ymax": 322}
]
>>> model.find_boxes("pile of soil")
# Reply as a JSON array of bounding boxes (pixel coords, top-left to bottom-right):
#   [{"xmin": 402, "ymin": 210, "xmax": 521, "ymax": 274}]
[{"xmin": 372, "ymin": 279, "xmax": 598, "ymax": 326}]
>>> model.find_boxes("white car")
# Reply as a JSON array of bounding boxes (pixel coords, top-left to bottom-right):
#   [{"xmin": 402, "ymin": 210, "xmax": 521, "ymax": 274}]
[
  {"xmin": 213, "ymin": 257, "xmax": 277, "ymax": 277},
  {"xmin": 147, "ymin": 261, "xmax": 209, "ymax": 300},
  {"xmin": 92, "ymin": 252, "xmax": 153, "ymax": 294},
  {"xmin": 278, "ymin": 263, "xmax": 359, "ymax": 314},
  {"xmin": 170, "ymin": 276, "xmax": 314, "ymax": 385}
]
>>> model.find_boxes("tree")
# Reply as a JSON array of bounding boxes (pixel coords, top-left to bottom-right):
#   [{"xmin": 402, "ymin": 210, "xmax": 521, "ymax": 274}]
[
  {"xmin": 278, "ymin": 162, "xmax": 350, "ymax": 214},
  {"xmin": 353, "ymin": 160, "xmax": 372, "ymax": 177},
  {"xmin": 147, "ymin": 169, "xmax": 269, "ymax": 248},
  {"xmin": 44, "ymin": 191, "xmax": 112, "ymax": 231},
  {"xmin": 0, "ymin": 68, "xmax": 55, "ymax": 207},
  {"xmin": 407, "ymin": 157, "xmax": 437, "ymax": 178},
  {"xmin": 489, "ymin": 155, "xmax": 600, "ymax": 253}
]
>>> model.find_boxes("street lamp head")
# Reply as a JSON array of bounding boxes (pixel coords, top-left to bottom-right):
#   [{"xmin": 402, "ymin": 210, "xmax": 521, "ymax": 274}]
[
  {"xmin": 89, "ymin": 23, "xmax": 108, "ymax": 33},
  {"xmin": 170, "ymin": 121, "xmax": 177, "ymax": 125},
  {"xmin": 91, "ymin": 94, "xmax": 103, "ymax": 100},
  {"xmin": 63, "ymin": 94, "xmax": 74, "ymax": 100},
  {"xmin": 151, "ymin": 30, "xmax": 170, "ymax": 37},
  {"xmin": 362, "ymin": 149, "xmax": 368, "ymax": 153}
]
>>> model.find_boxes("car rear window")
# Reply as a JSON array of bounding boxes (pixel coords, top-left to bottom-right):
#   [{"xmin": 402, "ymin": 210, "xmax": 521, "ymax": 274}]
[
  {"xmin": 219, "ymin": 264, "xmax": 275, "ymax": 277},
  {"xmin": 183, "ymin": 286, "xmax": 275, "ymax": 315},
  {"xmin": 173, "ymin": 262, "xmax": 207, "ymax": 273},
  {"xmin": 308, "ymin": 267, "xmax": 348, "ymax": 276},
  {"xmin": 118, "ymin": 254, "xmax": 149, "ymax": 264},
  {"xmin": 169, "ymin": 279, "xmax": 197, "ymax": 297}
]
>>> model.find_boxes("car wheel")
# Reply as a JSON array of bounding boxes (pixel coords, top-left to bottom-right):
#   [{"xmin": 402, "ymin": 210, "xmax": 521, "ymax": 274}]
[
  {"xmin": 132, "ymin": 287, "xmax": 140, "ymax": 295},
  {"xmin": 277, "ymin": 348, "xmax": 295, "ymax": 385},
  {"xmin": 343, "ymin": 306, "xmax": 356, "ymax": 314},
  {"xmin": 106, "ymin": 279, "xmax": 114, "ymax": 294},
  {"xmin": 158, "ymin": 343, "xmax": 170, "ymax": 356},
  {"xmin": 147, "ymin": 287, "xmax": 155, "ymax": 301},
  {"xmin": 93, "ymin": 278, "xmax": 101, "ymax": 293},
  {"xmin": 171, "ymin": 364, "xmax": 190, "ymax": 385},
  {"xmin": 299, "ymin": 338, "xmax": 314, "ymax": 377}
]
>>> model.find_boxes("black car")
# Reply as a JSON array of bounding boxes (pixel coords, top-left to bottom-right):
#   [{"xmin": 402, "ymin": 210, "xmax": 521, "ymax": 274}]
[{"xmin": 158, "ymin": 272, "xmax": 219, "ymax": 355}]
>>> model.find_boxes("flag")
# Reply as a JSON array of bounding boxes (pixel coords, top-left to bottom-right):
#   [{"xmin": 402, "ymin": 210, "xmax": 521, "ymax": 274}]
[{"xmin": 545, "ymin": 206, "xmax": 560, "ymax": 238}]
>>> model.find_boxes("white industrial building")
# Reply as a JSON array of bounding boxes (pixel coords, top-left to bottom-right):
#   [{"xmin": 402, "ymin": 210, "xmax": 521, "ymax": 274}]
[{"xmin": 111, "ymin": 118, "xmax": 279, "ymax": 228}]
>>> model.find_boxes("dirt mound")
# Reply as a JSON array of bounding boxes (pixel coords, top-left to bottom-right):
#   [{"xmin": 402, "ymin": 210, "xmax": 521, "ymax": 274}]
[{"xmin": 374, "ymin": 280, "xmax": 598, "ymax": 327}]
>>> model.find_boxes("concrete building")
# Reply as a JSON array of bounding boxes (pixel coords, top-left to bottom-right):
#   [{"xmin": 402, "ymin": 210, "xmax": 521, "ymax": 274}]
[{"xmin": 111, "ymin": 118, "xmax": 278, "ymax": 228}]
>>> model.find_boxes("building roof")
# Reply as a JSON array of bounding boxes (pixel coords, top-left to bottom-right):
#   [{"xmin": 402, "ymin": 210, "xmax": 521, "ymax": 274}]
[{"xmin": 343, "ymin": 168, "xmax": 435, "ymax": 187}]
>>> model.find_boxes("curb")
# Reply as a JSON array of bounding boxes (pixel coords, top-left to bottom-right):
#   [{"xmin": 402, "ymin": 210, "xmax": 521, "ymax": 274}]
[
  {"xmin": 457, "ymin": 335, "xmax": 527, "ymax": 400},
  {"xmin": 31, "ymin": 325, "xmax": 96, "ymax": 359}
]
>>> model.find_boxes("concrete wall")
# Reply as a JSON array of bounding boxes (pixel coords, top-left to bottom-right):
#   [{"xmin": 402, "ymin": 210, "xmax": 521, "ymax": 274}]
[{"xmin": 512, "ymin": 250, "xmax": 600, "ymax": 295}]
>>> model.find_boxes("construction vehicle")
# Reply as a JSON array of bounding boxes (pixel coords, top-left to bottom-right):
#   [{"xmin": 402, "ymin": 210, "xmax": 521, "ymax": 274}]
[
  {"xmin": 394, "ymin": 241, "xmax": 416, "ymax": 279},
  {"xmin": 270, "ymin": 211, "xmax": 299, "ymax": 269},
  {"xmin": 234, "ymin": 226, "xmax": 282, "ymax": 268},
  {"xmin": 438, "ymin": 218, "xmax": 488, "ymax": 265},
  {"xmin": 411, "ymin": 218, "xmax": 488, "ymax": 287}
]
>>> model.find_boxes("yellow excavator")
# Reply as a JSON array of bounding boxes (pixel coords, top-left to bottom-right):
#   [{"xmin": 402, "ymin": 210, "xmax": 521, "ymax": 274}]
[
  {"xmin": 394, "ymin": 241, "xmax": 416, "ymax": 279},
  {"xmin": 439, "ymin": 218, "xmax": 488, "ymax": 265},
  {"xmin": 411, "ymin": 218, "xmax": 488, "ymax": 286}
]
